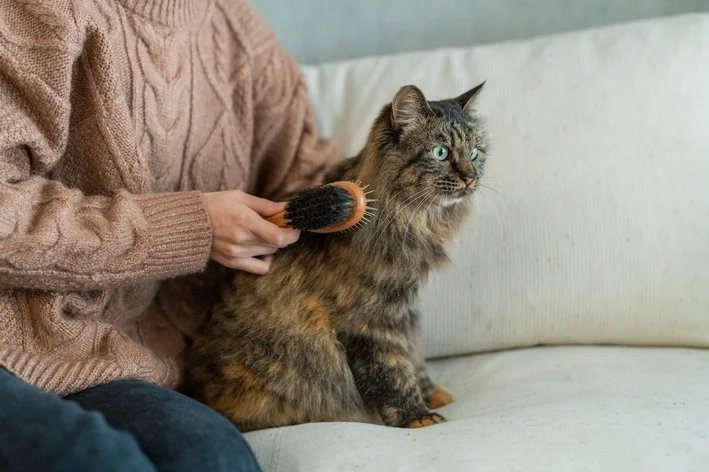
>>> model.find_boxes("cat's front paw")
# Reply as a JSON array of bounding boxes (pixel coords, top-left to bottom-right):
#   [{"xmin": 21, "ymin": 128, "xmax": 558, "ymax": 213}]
[
  {"xmin": 407, "ymin": 413, "xmax": 446, "ymax": 429},
  {"xmin": 426, "ymin": 385, "xmax": 455, "ymax": 409}
]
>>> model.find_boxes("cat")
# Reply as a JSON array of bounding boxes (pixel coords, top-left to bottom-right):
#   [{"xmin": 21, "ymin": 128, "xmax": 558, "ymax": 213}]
[{"xmin": 185, "ymin": 82, "xmax": 489, "ymax": 432}]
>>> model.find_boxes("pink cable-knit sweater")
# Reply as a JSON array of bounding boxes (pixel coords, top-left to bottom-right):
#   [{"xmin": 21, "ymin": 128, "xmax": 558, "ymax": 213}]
[{"xmin": 0, "ymin": 0, "xmax": 338, "ymax": 395}]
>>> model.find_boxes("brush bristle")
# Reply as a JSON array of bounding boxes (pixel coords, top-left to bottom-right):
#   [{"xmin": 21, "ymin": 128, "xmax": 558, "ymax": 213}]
[{"xmin": 284, "ymin": 185, "xmax": 354, "ymax": 231}]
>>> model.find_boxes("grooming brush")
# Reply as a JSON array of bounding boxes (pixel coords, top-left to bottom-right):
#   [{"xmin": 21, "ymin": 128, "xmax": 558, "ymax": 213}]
[{"xmin": 266, "ymin": 181, "xmax": 377, "ymax": 233}]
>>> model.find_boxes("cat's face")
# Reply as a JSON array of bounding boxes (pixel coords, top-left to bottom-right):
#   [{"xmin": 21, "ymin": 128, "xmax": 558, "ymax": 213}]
[{"xmin": 368, "ymin": 83, "xmax": 488, "ymax": 207}]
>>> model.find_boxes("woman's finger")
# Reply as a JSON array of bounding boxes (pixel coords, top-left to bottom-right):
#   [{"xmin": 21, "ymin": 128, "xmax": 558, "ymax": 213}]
[
  {"xmin": 229, "ymin": 256, "xmax": 272, "ymax": 275},
  {"xmin": 247, "ymin": 213, "xmax": 300, "ymax": 248},
  {"xmin": 240, "ymin": 193, "xmax": 286, "ymax": 218},
  {"xmin": 211, "ymin": 254, "xmax": 272, "ymax": 275},
  {"xmin": 225, "ymin": 245, "xmax": 278, "ymax": 259}
]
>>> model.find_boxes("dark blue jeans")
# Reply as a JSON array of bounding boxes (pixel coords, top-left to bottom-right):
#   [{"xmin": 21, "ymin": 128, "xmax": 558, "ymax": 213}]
[{"xmin": 0, "ymin": 368, "xmax": 261, "ymax": 472}]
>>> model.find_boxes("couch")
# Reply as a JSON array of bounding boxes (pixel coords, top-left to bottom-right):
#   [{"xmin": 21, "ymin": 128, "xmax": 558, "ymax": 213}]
[{"xmin": 244, "ymin": 10, "xmax": 709, "ymax": 472}]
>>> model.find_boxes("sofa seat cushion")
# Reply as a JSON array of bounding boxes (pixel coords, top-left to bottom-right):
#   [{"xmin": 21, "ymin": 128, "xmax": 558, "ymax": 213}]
[{"xmin": 247, "ymin": 346, "xmax": 709, "ymax": 472}]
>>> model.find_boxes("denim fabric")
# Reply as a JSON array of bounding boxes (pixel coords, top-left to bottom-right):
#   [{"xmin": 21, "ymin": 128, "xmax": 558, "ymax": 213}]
[{"xmin": 0, "ymin": 368, "xmax": 260, "ymax": 472}]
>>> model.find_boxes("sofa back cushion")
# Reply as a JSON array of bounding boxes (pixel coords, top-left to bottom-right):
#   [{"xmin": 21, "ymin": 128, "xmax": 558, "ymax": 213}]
[{"xmin": 302, "ymin": 14, "xmax": 709, "ymax": 358}]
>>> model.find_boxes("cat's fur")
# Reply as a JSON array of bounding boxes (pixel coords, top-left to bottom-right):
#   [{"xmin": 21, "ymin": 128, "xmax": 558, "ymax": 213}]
[{"xmin": 185, "ymin": 83, "xmax": 489, "ymax": 431}]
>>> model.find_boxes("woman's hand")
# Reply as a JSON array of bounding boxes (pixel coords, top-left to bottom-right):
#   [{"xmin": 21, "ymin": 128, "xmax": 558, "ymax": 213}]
[{"xmin": 204, "ymin": 190, "xmax": 299, "ymax": 274}]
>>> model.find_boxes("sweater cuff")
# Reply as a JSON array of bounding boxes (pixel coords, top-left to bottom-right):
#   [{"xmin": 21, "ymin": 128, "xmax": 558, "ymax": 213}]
[{"xmin": 135, "ymin": 192, "xmax": 213, "ymax": 279}]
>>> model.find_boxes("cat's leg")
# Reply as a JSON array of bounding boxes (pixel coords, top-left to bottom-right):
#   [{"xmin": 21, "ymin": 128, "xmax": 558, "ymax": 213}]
[
  {"xmin": 341, "ymin": 328, "xmax": 445, "ymax": 429},
  {"xmin": 412, "ymin": 352, "xmax": 455, "ymax": 410},
  {"xmin": 408, "ymin": 311, "xmax": 455, "ymax": 410}
]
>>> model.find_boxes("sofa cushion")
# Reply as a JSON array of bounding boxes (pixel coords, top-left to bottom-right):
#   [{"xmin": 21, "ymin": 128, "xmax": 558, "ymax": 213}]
[
  {"xmin": 301, "ymin": 14, "xmax": 709, "ymax": 358},
  {"xmin": 246, "ymin": 346, "xmax": 709, "ymax": 472}
]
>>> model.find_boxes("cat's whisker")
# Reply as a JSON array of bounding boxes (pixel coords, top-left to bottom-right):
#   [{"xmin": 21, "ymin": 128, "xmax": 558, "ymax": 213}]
[
  {"xmin": 478, "ymin": 188, "xmax": 504, "ymax": 239},
  {"xmin": 380, "ymin": 188, "xmax": 433, "ymax": 233},
  {"xmin": 481, "ymin": 175, "xmax": 504, "ymax": 184},
  {"xmin": 435, "ymin": 199, "xmax": 444, "ymax": 228},
  {"xmin": 376, "ymin": 184, "xmax": 433, "ymax": 223},
  {"xmin": 402, "ymin": 189, "xmax": 436, "ymax": 241},
  {"xmin": 386, "ymin": 183, "xmax": 434, "ymax": 208},
  {"xmin": 383, "ymin": 182, "xmax": 431, "ymax": 204},
  {"xmin": 379, "ymin": 196, "xmax": 422, "ymax": 233},
  {"xmin": 380, "ymin": 188, "xmax": 429, "ymax": 223},
  {"xmin": 479, "ymin": 182, "xmax": 511, "ymax": 204},
  {"xmin": 421, "ymin": 192, "xmax": 439, "ymax": 229}
]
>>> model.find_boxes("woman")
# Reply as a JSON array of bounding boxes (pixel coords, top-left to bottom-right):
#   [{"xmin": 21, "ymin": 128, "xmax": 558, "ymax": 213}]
[{"xmin": 0, "ymin": 1, "xmax": 338, "ymax": 470}]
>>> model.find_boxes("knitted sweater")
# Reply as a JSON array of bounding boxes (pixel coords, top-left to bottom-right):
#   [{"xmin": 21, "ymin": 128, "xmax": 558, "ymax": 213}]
[{"xmin": 0, "ymin": 0, "xmax": 338, "ymax": 395}]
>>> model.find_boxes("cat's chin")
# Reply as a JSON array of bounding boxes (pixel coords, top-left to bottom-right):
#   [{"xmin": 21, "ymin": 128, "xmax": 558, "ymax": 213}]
[{"xmin": 440, "ymin": 196, "xmax": 465, "ymax": 207}]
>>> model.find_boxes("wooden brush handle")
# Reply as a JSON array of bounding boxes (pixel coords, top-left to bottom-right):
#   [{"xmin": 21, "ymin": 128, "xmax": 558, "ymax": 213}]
[{"xmin": 265, "ymin": 211, "xmax": 288, "ymax": 228}]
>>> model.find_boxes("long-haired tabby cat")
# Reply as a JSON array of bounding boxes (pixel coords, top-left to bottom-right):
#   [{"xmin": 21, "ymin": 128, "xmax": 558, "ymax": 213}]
[{"xmin": 186, "ymin": 82, "xmax": 488, "ymax": 431}]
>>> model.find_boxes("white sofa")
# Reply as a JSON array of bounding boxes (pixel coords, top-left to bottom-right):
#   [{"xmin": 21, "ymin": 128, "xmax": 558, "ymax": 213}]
[{"xmin": 245, "ymin": 14, "xmax": 709, "ymax": 471}]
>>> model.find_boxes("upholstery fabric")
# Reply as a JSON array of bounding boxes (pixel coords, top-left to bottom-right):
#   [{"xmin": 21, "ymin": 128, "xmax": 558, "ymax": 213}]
[{"xmin": 247, "ymin": 346, "xmax": 709, "ymax": 471}]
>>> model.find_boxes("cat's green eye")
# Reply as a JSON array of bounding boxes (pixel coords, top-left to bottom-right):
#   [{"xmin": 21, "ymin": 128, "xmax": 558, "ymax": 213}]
[
  {"xmin": 470, "ymin": 147, "xmax": 479, "ymax": 161},
  {"xmin": 432, "ymin": 145, "xmax": 449, "ymax": 161}
]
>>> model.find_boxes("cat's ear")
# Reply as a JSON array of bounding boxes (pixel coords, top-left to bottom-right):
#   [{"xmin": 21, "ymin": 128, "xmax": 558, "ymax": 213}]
[
  {"xmin": 454, "ymin": 81, "xmax": 486, "ymax": 113},
  {"xmin": 391, "ymin": 85, "xmax": 432, "ymax": 129}
]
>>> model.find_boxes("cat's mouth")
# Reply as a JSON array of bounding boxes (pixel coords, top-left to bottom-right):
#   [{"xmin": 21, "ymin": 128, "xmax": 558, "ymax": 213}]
[
  {"xmin": 434, "ymin": 175, "xmax": 477, "ymax": 202},
  {"xmin": 437, "ymin": 183, "xmax": 475, "ymax": 206}
]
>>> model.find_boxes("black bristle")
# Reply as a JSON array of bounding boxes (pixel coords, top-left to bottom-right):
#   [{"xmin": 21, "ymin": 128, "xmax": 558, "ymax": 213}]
[{"xmin": 284, "ymin": 185, "xmax": 354, "ymax": 231}]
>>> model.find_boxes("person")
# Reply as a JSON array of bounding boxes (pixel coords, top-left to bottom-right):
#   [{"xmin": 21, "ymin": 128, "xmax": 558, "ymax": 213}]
[{"xmin": 0, "ymin": 1, "xmax": 339, "ymax": 471}]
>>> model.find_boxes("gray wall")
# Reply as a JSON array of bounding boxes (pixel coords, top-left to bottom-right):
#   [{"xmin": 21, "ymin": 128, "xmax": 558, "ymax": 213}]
[{"xmin": 252, "ymin": 0, "xmax": 709, "ymax": 65}]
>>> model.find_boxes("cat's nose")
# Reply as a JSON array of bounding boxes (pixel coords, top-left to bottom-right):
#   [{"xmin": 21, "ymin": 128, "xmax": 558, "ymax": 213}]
[{"xmin": 463, "ymin": 176, "xmax": 475, "ymax": 186}]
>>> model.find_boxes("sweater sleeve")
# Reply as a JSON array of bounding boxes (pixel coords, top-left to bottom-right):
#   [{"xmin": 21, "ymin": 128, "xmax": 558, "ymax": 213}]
[
  {"xmin": 0, "ymin": 5, "xmax": 213, "ymax": 292},
  {"xmin": 242, "ymin": 5, "xmax": 340, "ymax": 201}
]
